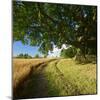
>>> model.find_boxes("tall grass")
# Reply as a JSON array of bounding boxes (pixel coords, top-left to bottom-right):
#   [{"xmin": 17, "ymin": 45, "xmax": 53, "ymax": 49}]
[
  {"xmin": 13, "ymin": 58, "xmax": 97, "ymax": 98},
  {"xmin": 13, "ymin": 58, "xmax": 52, "ymax": 92},
  {"xmin": 13, "ymin": 58, "xmax": 57, "ymax": 99},
  {"xmin": 44, "ymin": 59, "xmax": 97, "ymax": 96}
]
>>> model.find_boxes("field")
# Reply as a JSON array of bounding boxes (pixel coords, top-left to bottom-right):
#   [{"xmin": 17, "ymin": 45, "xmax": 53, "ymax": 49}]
[{"xmin": 13, "ymin": 58, "xmax": 97, "ymax": 99}]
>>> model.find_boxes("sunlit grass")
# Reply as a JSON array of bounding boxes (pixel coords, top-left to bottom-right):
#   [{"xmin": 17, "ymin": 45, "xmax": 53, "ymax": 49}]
[
  {"xmin": 13, "ymin": 58, "xmax": 97, "ymax": 98},
  {"xmin": 44, "ymin": 59, "xmax": 97, "ymax": 96}
]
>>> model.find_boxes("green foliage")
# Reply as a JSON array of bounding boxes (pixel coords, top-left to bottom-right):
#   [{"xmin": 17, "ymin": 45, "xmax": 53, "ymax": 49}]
[
  {"xmin": 16, "ymin": 53, "xmax": 32, "ymax": 58},
  {"xmin": 13, "ymin": 1, "xmax": 97, "ymax": 56},
  {"xmin": 17, "ymin": 53, "xmax": 23, "ymax": 58},
  {"xmin": 44, "ymin": 55, "xmax": 47, "ymax": 58},
  {"xmin": 34, "ymin": 54, "xmax": 39, "ymax": 58},
  {"xmin": 60, "ymin": 46, "xmax": 77, "ymax": 58}
]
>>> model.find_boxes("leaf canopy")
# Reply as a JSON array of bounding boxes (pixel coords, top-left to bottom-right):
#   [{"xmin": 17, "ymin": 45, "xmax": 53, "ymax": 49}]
[{"xmin": 13, "ymin": 1, "xmax": 97, "ymax": 55}]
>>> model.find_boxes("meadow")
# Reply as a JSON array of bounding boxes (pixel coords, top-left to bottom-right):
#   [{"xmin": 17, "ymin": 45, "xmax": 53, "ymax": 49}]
[
  {"xmin": 13, "ymin": 58, "xmax": 97, "ymax": 99},
  {"xmin": 13, "ymin": 2, "xmax": 97, "ymax": 99}
]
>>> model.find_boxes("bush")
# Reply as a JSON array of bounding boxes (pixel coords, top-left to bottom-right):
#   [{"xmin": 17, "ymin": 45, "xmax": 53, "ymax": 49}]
[
  {"xmin": 34, "ymin": 54, "xmax": 39, "ymax": 58},
  {"xmin": 60, "ymin": 46, "xmax": 77, "ymax": 58},
  {"xmin": 75, "ymin": 50, "xmax": 96, "ymax": 64}
]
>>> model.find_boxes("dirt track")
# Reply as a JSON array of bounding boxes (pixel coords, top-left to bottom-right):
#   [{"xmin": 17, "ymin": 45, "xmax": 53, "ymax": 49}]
[
  {"xmin": 13, "ymin": 58, "xmax": 95, "ymax": 99},
  {"xmin": 13, "ymin": 59, "xmax": 57, "ymax": 99}
]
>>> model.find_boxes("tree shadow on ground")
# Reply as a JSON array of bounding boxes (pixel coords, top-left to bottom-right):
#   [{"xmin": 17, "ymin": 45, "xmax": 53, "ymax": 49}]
[
  {"xmin": 14, "ymin": 71, "xmax": 60, "ymax": 99},
  {"xmin": 13, "ymin": 62, "xmax": 60, "ymax": 99}
]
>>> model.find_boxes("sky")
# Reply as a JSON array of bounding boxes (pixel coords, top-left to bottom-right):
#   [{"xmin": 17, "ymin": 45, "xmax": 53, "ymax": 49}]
[
  {"xmin": 48, "ymin": 45, "xmax": 67, "ymax": 57},
  {"xmin": 48, "ymin": 47, "xmax": 61, "ymax": 57},
  {"xmin": 13, "ymin": 41, "xmax": 68, "ymax": 57},
  {"xmin": 13, "ymin": 41, "xmax": 42, "ymax": 57}
]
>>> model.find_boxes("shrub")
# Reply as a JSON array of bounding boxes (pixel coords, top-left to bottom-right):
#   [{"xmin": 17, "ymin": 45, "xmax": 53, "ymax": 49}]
[
  {"xmin": 34, "ymin": 54, "xmax": 39, "ymax": 58},
  {"xmin": 60, "ymin": 46, "xmax": 77, "ymax": 58}
]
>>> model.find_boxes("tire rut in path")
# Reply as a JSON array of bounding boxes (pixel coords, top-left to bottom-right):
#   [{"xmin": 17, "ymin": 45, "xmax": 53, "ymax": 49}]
[
  {"xmin": 53, "ymin": 60, "xmax": 80, "ymax": 95},
  {"xmin": 13, "ymin": 59, "xmax": 57, "ymax": 99}
]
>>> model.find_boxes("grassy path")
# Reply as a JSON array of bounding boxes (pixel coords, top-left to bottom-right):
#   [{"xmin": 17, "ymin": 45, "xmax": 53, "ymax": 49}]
[
  {"xmin": 53, "ymin": 60, "xmax": 80, "ymax": 95},
  {"xmin": 13, "ymin": 58, "xmax": 96, "ymax": 99},
  {"xmin": 44, "ymin": 59, "xmax": 96, "ymax": 96}
]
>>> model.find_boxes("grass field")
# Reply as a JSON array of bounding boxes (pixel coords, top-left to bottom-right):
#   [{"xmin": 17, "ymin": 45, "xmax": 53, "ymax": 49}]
[
  {"xmin": 13, "ymin": 58, "xmax": 97, "ymax": 99},
  {"xmin": 13, "ymin": 58, "xmax": 53, "ymax": 92}
]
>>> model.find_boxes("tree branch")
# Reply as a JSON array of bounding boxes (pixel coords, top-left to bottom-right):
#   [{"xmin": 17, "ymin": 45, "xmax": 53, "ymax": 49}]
[{"xmin": 37, "ymin": 4, "xmax": 58, "ymax": 24}]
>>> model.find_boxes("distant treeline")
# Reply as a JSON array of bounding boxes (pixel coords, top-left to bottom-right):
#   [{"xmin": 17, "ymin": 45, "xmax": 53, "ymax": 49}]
[{"xmin": 15, "ymin": 53, "xmax": 43, "ymax": 59}]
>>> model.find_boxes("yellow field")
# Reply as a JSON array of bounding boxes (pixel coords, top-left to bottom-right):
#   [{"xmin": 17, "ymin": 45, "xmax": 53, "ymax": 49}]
[
  {"xmin": 13, "ymin": 58, "xmax": 97, "ymax": 99},
  {"xmin": 13, "ymin": 58, "xmax": 52, "ymax": 91}
]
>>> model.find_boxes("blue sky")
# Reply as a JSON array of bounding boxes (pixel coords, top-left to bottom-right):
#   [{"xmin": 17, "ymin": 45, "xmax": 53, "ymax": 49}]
[
  {"xmin": 13, "ymin": 41, "xmax": 68, "ymax": 57},
  {"xmin": 13, "ymin": 41, "xmax": 42, "ymax": 57}
]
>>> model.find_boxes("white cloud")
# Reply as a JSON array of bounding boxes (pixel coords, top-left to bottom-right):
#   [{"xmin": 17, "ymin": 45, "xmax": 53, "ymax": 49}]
[
  {"xmin": 62, "ymin": 44, "xmax": 68, "ymax": 49},
  {"xmin": 47, "ymin": 44, "xmax": 69, "ymax": 57}
]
